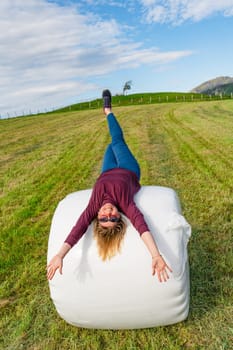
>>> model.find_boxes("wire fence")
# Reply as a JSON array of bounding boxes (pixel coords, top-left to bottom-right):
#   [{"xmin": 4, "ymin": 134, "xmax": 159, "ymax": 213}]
[
  {"xmin": 53, "ymin": 92, "xmax": 233, "ymax": 113},
  {"xmin": 1, "ymin": 92, "xmax": 233, "ymax": 119}
]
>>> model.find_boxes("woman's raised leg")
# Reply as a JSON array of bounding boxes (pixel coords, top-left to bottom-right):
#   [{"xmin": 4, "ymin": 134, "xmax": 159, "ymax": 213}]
[
  {"xmin": 106, "ymin": 112, "xmax": 140, "ymax": 179},
  {"xmin": 102, "ymin": 89, "xmax": 140, "ymax": 179}
]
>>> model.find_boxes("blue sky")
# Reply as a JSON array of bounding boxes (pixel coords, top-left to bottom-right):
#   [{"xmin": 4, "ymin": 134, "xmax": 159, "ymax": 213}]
[{"xmin": 1, "ymin": 0, "xmax": 233, "ymax": 118}]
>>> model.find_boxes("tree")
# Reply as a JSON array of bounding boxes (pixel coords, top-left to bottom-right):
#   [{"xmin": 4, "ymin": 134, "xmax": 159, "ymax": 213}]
[{"xmin": 123, "ymin": 80, "xmax": 132, "ymax": 95}]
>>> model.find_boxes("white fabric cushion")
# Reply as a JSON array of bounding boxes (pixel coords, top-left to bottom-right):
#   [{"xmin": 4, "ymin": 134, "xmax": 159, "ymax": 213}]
[{"xmin": 48, "ymin": 186, "xmax": 191, "ymax": 329}]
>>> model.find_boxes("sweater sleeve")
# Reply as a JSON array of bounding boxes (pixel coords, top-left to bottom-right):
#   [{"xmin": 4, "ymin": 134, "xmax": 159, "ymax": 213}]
[
  {"xmin": 124, "ymin": 201, "xmax": 149, "ymax": 235},
  {"xmin": 64, "ymin": 189, "xmax": 100, "ymax": 247}
]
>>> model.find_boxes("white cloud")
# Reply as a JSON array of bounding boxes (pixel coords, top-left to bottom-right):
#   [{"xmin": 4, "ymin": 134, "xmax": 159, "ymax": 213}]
[
  {"xmin": 0, "ymin": 0, "xmax": 193, "ymax": 117},
  {"xmin": 140, "ymin": 0, "xmax": 233, "ymax": 24}
]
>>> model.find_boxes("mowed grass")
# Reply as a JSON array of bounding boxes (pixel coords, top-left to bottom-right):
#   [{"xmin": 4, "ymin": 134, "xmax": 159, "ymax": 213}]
[{"xmin": 0, "ymin": 101, "xmax": 233, "ymax": 350}]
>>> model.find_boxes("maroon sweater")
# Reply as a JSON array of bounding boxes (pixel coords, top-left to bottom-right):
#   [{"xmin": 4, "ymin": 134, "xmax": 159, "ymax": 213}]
[{"xmin": 65, "ymin": 168, "xmax": 149, "ymax": 247}]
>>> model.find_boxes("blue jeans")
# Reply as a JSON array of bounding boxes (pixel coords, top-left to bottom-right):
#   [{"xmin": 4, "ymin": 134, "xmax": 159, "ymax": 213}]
[{"xmin": 101, "ymin": 113, "xmax": 141, "ymax": 180}]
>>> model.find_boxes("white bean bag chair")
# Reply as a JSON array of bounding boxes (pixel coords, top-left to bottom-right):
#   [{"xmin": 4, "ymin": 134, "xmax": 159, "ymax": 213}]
[{"xmin": 48, "ymin": 186, "xmax": 191, "ymax": 329}]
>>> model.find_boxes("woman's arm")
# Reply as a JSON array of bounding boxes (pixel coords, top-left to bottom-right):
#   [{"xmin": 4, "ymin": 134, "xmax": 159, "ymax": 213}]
[
  {"xmin": 47, "ymin": 189, "xmax": 101, "ymax": 280},
  {"xmin": 141, "ymin": 231, "xmax": 172, "ymax": 282},
  {"xmin": 47, "ymin": 242, "xmax": 71, "ymax": 280},
  {"xmin": 64, "ymin": 188, "xmax": 101, "ymax": 247},
  {"xmin": 124, "ymin": 202, "xmax": 172, "ymax": 281}
]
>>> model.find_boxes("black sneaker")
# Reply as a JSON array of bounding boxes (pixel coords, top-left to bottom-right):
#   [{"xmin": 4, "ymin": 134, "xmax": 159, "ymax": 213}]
[{"xmin": 102, "ymin": 89, "xmax": 112, "ymax": 109}]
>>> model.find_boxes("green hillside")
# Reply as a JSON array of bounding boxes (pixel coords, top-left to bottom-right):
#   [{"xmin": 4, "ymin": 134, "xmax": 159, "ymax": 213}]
[
  {"xmin": 1, "ymin": 100, "xmax": 233, "ymax": 349},
  {"xmin": 51, "ymin": 91, "xmax": 231, "ymax": 114}
]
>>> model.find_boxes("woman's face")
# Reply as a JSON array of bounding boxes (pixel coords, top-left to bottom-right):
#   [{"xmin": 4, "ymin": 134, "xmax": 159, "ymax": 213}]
[{"xmin": 97, "ymin": 203, "xmax": 121, "ymax": 228}]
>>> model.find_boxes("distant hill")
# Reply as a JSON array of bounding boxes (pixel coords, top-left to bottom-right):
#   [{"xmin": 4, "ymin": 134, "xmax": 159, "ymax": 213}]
[{"xmin": 191, "ymin": 76, "xmax": 233, "ymax": 95}]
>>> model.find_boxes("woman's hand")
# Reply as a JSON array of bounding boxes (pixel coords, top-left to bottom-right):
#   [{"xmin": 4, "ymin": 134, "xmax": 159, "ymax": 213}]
[
  {"xmin": 140, "ymin": 231, "xmax": 172, "ymax": 282},
  {"xmin": 47, "ymin": 254, "xmax": 63, "ymax": 280},
  {"xmin": 152, "ymin": 255, "xmax": 172, "ymax": 282},
  {"xmin": 47, "ymin": 243, "xmax": 71, "ymax": 280}
]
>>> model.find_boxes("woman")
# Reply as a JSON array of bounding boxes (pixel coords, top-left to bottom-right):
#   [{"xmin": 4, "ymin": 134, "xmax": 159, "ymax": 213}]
[{"xmin": 47, "ymin": 90, "xmax": 172, "ymax": 282}]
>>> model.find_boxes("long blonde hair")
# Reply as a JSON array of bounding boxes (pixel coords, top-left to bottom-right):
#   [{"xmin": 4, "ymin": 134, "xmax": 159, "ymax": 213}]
[{"xmin": 93, "ymin": 217, "xmax": 127, "ymax": 261}]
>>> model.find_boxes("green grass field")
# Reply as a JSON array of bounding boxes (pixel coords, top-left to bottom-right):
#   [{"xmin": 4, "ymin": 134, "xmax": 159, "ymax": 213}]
[{"xmin": 0, "ymin": 100, "xmax": 232, "ymax": 350}]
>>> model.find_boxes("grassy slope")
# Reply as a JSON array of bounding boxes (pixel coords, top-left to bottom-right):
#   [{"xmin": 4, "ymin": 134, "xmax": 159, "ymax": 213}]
[
  {"xmin": 52, "ymin": 92, "xmax": 230, "ymax": 114},
  {"xmin": 0, "ymin": 101, "xmax": 232, "ymax": 350}
]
